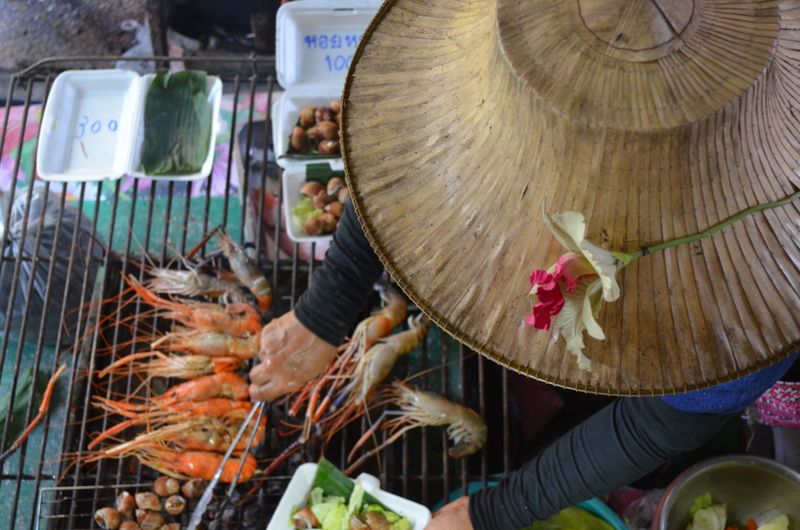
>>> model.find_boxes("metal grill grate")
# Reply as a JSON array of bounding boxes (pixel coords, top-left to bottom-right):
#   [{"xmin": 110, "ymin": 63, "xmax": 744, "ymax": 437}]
[{"xmin": 0, "ymin": 57, "xmax": 519, "ymax": 530}]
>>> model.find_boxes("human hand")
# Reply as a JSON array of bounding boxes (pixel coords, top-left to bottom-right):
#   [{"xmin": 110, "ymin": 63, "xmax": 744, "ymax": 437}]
[
  {"xmin": 425, "ymin": 497, "xmax": 473, "ymax": 530},
  {"xmin": 248, "ymin": 311, "xmax": 338, "ymax": 401}
]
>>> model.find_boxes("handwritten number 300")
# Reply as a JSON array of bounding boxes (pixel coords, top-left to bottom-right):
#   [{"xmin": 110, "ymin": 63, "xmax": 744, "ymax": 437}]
[{"xmin": 75, "ymin": 115, "xmax": 119, "ymax": 139}]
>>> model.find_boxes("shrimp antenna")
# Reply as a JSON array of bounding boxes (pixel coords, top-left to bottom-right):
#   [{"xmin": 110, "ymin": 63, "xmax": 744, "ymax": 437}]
[{"xmin": 403, "ymin": 352, "xmax": 475, "ymax": 385}]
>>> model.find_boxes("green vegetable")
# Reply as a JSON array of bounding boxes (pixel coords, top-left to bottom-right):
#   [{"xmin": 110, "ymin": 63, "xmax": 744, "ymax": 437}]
[
  {"xmin": 690, "ymin": 493, "xmax": 714, "ymax": 517},
  {"xmin": 345, "ymin": 482, "xmax": 366, "ymax": 525},
  {"xmin": 365, "ymin": 505, "xmax": 411, "ymax": 530},
  {"xmin": 310, "ymin": 502, "xmax": 347, "ymax": 530},
  {"xmin": 312, "ymin": 458, "xmax": 384, "ymax": 508},
  {"xmin": 687, "ymin": 505, "xmax": 726, "ymax": 530},
  {"xmin": 140, "ymin": 70, "xmax": 212, "ymax": 175},
  {"xmin": 291, "ymin": 196, "xmax": 323, "ymax": 228},
  {"xmin": 528, "ymin": 507, "xmax": 614, "ymax": 530},
  {"xmin": 310, "ymin": 487, "xmax": 325, "ymax": 507},
  {"xmin": 306, "ymin": 163, "xmax": 345, "ymax": 185},
  {"xmin": 757, "ymin": 515, "xmax": 789, "ymax": 530},
  {"xmin": 0, "ymin": 367, "xmax": 49, "ymax": 451},
  {"xmin": 305, "ymin": 459, "xmax": 412, "ymax": 529}
]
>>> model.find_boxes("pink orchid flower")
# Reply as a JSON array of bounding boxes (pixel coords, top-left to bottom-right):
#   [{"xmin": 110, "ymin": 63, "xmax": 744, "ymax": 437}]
[
  {"xmin": 527, "ymin": 252, "xmax": 597, "ymax": 330},
  {"xmin": 526, "ymin": 207, "xmax": 628, "ymax": 371}
]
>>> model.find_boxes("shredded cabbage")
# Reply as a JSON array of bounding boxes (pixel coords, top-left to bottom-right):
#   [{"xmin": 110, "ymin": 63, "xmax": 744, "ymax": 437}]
[
  {"xmin": 690, "ymin": 493, "xmax": 714, "ymax": 517},
  {"xmin": 687, "ymin": 504, "xmax": 727, "ymax": 530},
  {"xmin": 291, "ymin": 196, "xmax": 323, "ymax": 230},
  {"xmin": 757, "ymin": 515, "xmax": 789, "ymax": 530},
  {"xmin": 299, "ymin": 480, "xmax": 412, "ymax": 530}
]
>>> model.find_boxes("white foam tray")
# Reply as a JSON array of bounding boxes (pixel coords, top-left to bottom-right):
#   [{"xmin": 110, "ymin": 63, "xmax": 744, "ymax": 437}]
[
  {"xmin": 266, "ymin": 463, "xmax": 432, "ymax": 530},
  {"xmin": 282, "ymin": 161, "xmax": 345, "ymax": 244},
  {"xmin": 273, "ymin": 0, "xmax": 379, "ymax": 169},
  {"xmin": 37, "ymin": 69, "xmax": 222, "ymax": 182}
]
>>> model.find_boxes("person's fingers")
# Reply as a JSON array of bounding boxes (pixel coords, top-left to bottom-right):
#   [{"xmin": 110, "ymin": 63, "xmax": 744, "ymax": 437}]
[
  {"xmin": 249, "ymin": 378, "xmax": 282, "ymax": 402},
  {"xmin": 248, "ymin": 361, "xmax": 274, "ymax": 385},
  {"xmin": 248, "ymin": 383, "xmax": 267, "ymax": 402}
]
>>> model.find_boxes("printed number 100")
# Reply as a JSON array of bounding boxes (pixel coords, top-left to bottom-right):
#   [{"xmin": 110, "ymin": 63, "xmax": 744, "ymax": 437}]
[{"xmin": 324, "ymin": 55, "xmax": 353, "ymax": 72}]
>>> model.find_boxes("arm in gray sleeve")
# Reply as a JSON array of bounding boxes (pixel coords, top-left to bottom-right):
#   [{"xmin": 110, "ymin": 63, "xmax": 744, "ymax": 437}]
[
  {"xmin": 469, "ymin": 397, "xmax": 732, "ymax": 529},
  {"xmin": 294, "ymin": 200, "xmax": 385, "ymax": 346}
]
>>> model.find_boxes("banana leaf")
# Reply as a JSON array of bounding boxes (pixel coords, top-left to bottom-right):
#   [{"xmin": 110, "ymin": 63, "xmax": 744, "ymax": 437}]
[{"xmin": 140, "ymin": 70, "xmax": 212, "ymax": 175}]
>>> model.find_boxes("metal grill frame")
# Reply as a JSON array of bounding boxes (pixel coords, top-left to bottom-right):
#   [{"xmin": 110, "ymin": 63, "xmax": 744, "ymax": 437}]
[{"xmin": 0, "ymin": 56, "xmax": 516, "ymax": 530}]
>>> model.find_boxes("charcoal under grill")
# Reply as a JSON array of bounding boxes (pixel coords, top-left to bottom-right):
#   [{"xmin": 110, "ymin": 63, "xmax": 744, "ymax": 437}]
[{"xmin": 0, "ymin": 57, "xmax": 519, "ymax": 530}]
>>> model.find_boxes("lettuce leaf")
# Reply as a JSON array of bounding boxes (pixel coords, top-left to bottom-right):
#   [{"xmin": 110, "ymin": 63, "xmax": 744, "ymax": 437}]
[
  {"xmin": 687, "ymin": 505, "xmax": 726, "ymax": 530},
  {"xmin": 756, "ymin": 515, "xmax": 789, "ymax": 530},
  {"xmin": 690, "ymin": 493, "xmax": 714, "ymax": 517}
]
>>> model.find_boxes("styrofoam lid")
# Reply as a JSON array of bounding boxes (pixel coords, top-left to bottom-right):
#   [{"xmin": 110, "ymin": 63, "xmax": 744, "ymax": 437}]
[{"xmin": 276, "ymin": 0, "xmax": 380, "ymax": 91}]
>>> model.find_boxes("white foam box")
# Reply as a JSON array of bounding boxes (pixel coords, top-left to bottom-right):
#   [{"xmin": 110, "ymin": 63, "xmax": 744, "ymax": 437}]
[
  {"xmin": 282, "ymin": 161, "xmax": 346, "ymax": 244},
  {"xmin": 37, "ymin": 69, "xmax": 222, "ymax": 182},
  {"xmin": 274, "ymin": 0, "xmax": 378, "ymax": 243},
  {"xmin": 266, "ymin": 463, "xmax": 432, "ymax": 530}
]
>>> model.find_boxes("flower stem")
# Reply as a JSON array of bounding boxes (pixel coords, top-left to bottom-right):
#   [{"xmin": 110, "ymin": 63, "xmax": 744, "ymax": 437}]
[{"xmin": 629, "ymin": 189, "xmax": 800, "ymax": 260}]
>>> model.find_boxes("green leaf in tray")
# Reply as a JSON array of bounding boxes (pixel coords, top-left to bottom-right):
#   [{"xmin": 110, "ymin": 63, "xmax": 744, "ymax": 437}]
[
  {"xmin": 305, "ymin": 163, "xmax": 345, "ymax": 185},
  {"xmin": 312, "ymin": 458, "xmax": 385, "ymax": 509},
  {"xmin": 140, "ymin": 70, "xmax": 212, "ymax": 175}
]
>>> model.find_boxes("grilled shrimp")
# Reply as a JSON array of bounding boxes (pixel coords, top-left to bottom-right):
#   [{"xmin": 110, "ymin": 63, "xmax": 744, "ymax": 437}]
[
  {"xmin": 99, "ymin": 416, "xmax": 266, "ymax": 456},
  {"xmin": 215, "ymin": 229, "xmax": 272, "ymax": 311},
  {"xmin": 287, "ymin": 290, "xmax": 410, "ymax": 430},
  {"xmin": 104, "ymin": 373, "xmax": 249, "ymax": 409},
  {"xmin": 314, "ymin": 316, "xmax": 430, "ymax": 442},
  {"xmin": 93, "ymin": 397, "xmax": 253, "ymax": 420},
  {"xmin": 350, "ymin": 315, "xmax": 430, "ymax": 402},
  {"xmin": 98, "ymin": 351, "xmax": 243, "ymax": 380},
  {"xmin": 348, "ymin": 289, "xmax": 407, "ymax": 353},
  {"xmin": 153, "ymin": 328, "xmax": 259, "ymax": 359},
  {"xmin": 88, "ymin": 444, "xmax": 257, "ymax": 482},
  {"xmin": 126, "ymin": 275, "xmax": 261, "ymax": 336},
  {"xmin": 144, "ymin": 266, "xmax": 247, "ymax": 304},
  {"xmin": 345, "ymin": 382, "xmax": 486, "ymax": 473},
  {"xmin": 89, "ymin": 398, "xmax": 253, "ymax": 449}
]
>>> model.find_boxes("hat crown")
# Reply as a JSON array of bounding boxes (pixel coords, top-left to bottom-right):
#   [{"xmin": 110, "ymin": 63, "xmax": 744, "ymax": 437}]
[
  {"xmin": 496, "ymin": 0, "xmax": 780, "ymax": 130},
  {"xmin": 577, "ymin": 0, "xmax": 693, "ymax": 59}
]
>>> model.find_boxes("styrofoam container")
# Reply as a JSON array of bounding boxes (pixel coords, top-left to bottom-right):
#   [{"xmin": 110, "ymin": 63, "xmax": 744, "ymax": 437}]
[
  {"xmin": 266, "ymin": 463, "xmax": 432, "ymax": 530},
  {"xmin": 282, "ymin": 160, "xmax": 344, "ymax": 244},
  {"xmin": 273, "ymin": 0, "xmax": 379, "ymax": 169},
  {"xmin": 37, "ymin": 69, "xmax": 222, "ymax": 182}
]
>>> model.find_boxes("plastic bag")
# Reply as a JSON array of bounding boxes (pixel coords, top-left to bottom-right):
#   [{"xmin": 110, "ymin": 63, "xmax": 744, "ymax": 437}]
[
  {"xmin": 622, "ymin": 489, "xmax": 664, "ymax": 530},
  {"xmin": 0, "ymin": 189, "xmax": 101, "ymax": 344}
]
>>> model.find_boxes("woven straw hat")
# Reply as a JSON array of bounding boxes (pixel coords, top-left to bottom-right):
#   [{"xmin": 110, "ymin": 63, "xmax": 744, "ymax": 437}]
[{"xmin": 340, "ymin": 0, "xmax": 800, "ymax": 395}]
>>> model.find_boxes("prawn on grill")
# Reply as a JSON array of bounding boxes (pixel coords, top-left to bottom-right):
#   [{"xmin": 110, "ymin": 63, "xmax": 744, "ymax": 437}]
[
  {"xmin": 88, "ymin": 398, "xmax": 253, "ymax": 449},
  {"xmin": 344, "ymin": 381, "xmax": 487, "ymax": 474},
  {"xmin": 125, "ymin": 275, "xmax": 261, "ymax": 337},
  {"xmin": 215, "ymin": 229, "xmax": 272, "ymax": 311},
  {"xmin": 98, "ymin": 351, "xmax": 243, "ymax": 381},
  {"xmin": 141, "ymin": 258, "xmax": 248, "ymax": 305},
  {"xmin": 261, "ymin": 314, "xmax": 427, "ymax": 480},
  {"xmin": 284, "ymin": 289, "xmax": 408, "ymax": 431},
  {"xmin": 85, "ymin": 444, "xmax": 257, "ymax": 483},
  {"xmin": 101, "ymin": 372, "xmax": 250, "ymax": 410},
  {"xmin": 152, "ymin": 328, "xmax": 259, "ymax": 359},
  {"xmin": 299, "ymin": 315, "xmax": 430, "ymax": 443},
  {"xmin": 94, "ymin": 416, "xmax": 266, "ymax": 456}
]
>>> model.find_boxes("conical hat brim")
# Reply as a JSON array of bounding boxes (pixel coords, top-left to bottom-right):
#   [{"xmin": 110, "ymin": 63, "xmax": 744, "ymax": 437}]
[{"xmin": 341, "ymin": 0, "xmax": 800, "ymax": 395}]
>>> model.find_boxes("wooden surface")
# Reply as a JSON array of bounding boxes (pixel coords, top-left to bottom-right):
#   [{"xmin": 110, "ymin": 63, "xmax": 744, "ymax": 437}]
[{"xmin": 341, "ymin": 0, "xmax": 800, "ymax": 395}]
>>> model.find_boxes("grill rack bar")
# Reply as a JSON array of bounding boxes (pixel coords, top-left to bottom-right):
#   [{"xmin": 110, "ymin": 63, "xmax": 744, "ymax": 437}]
[{"xmin": 0, "ymin": 56, "xmax": 517, "ymax": 529}]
